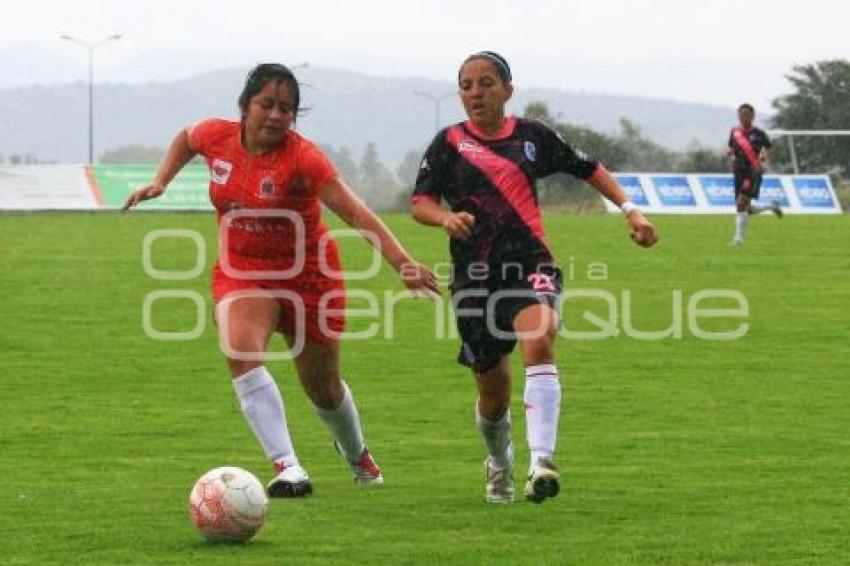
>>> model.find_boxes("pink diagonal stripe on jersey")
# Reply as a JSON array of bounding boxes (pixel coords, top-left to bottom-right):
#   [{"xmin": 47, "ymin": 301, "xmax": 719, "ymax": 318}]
[
  {"xmin": 731, "ymin": 127, "xmax": 763, "ymax": 172},
  {"xmin": 446, "ymin": 125, "xmax": 547, "ymax": 246}
]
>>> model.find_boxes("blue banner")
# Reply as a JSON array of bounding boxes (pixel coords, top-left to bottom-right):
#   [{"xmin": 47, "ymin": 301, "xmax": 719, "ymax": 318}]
[
  {"xmin": 793, "ymin": 177, "xmax": 836, "ymax": 208},
  {"xmin": 602, "ymin": 173, "xmax": 840, "ymax": 214},
  {"xmin": 615, "ymin": 175, "xmax": 650, "ymax": 206},
  {"xmin": 755, "ymin": 177, "xmax": 791, "ymax": 208},
  {"xmin": 699, "ymin": 176, "xmax": 735, "ymax": 207},
  {"xmin": 652, "ymin": 176, "xmax": 697, "ymax": 206}
]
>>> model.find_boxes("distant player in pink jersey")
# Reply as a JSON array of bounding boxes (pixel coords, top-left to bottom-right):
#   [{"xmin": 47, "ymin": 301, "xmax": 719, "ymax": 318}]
[
  {"xmin": 125, "ymin": 63, "xmax": 438, "ymax": 497},
  {"xmin": 411, "ymin": 52, "xmax": 657, "ymax": 504},
  {"xmin": 728, "ymin": 103, "xmax": 782, "ymax": 246}
]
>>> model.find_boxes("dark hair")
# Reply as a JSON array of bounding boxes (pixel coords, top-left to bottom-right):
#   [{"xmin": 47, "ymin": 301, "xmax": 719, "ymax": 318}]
[
  {"xmin": 458, "ymin": 51, "xmax": 512, "ymax": 84},
  {"xmin": 238, "ymin": 63, "xmax": 301, "ymax": 120},
  {"xmin": 738, "ymin": 103, "xmax": 755, "ymax": 114}
]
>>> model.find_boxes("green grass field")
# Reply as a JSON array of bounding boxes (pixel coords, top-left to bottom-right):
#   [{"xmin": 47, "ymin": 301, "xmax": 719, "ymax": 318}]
[{"xmin": 1, "ymin": 212, "xmax": 849, "ymax": 564}]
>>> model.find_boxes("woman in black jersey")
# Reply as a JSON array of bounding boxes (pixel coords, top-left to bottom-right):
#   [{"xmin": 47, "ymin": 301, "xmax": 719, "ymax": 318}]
[{"xmin": 411, "ymin": 51, "xmax": 657, "ymax": 504}]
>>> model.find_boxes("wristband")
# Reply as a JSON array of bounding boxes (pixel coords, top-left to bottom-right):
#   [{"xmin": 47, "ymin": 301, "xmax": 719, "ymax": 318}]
[{"xmin": 620, "ymin": 201, "xmax": 638, "ymax": 217}]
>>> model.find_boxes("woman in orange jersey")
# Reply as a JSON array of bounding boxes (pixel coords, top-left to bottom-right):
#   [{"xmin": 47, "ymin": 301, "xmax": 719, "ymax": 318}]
[{"xmin": 125, "ymin": 63, "xmax": 438, "ymax": 497}]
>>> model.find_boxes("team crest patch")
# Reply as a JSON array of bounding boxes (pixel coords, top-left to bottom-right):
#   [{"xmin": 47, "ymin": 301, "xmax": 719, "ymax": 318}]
[
  {"xmin": 260, "ymin": 176, "xmax": 275, "ymax": 197},
  {"xmin": 524, "ymin": 141, "xmax": 537, "ymax": 162},
  {"xmin": 211, "ymin": 159, "xmax": 232, "ymax": 185}
]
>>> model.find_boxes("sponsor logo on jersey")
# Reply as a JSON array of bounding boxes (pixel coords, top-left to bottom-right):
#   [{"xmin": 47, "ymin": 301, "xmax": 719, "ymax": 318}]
[
  {"xmin": 420, "ymin": 157, "xmax": 430, "ymax": 170},
  {"xmin": 457, "ymin": 140, "xmax": 484, "ymax": 155},
  {"xmin": 524, "ymin": 141, "xmax": 537, "ymax": 162},
  {"xmin": 211, "ymin": 159, "xmax": 233, "ymax": 185},
  {"xmin": 260, "ymin": 176, "xmax": 275, "ymax": 197}
]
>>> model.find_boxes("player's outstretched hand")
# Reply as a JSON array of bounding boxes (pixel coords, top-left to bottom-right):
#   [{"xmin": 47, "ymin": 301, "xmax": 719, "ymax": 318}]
[
  {"xmin": 627, "ymin": 211, "xmax": 658, "ymax": 247},
  {"xmin": 442, "ymin": 212, "xmax": 476, "ymax": 240},
  {"xmin": 123, "ymin": 183, "xmax": 165, "ymax": 211},
  {"xmin": 399, "ymin": 261, "xmax": 441, "ymax": 298}
]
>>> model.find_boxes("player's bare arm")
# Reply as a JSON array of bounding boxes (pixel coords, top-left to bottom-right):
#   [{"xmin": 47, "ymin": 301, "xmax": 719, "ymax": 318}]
[
  {"xmin": 320, "ymin": 178, "xmax": 439, "ymax": 294},
  {"xmin": 122, "ymin": 128, "xmax": 197, "ymax": 210},
  {"xmin": 411, "ymin": 198, "xmax": 476, "ymax": 240},
  {"xmin": 587, "ymin": 166, "xmax": 658, "ymax": 247}
]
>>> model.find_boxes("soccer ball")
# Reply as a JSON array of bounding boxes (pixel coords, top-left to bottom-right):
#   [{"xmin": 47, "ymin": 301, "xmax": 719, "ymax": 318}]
[{"xmin": 188, "ymin": 466, "xmax": 268, "ymax": 543}]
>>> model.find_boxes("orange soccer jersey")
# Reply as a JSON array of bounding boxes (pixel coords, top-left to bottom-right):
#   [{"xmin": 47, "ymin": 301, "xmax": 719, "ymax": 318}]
[
  {"xmin": 190, "ymin": 119, "xmax": 346, "ymax": 344},
  {"xmin": 190, "ymin": 118, "xmax": 339, "ymax": 268}
]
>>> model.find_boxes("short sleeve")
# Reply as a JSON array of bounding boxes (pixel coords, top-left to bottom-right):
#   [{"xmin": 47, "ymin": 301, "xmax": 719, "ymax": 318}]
[
  {"xmin": 412, "ymin": 130, "xmax": 450, "ymax": 204},
  {"xmin": 297, "ymin": 140, "xmax": 338, "ymax": 196},
  {"xmin": 534, "ymin": 121, "xmax": 599, "ymax": 180},
  {"xmin": 188, "ymin": 118, "xmax": 229, "ymax": 156}
]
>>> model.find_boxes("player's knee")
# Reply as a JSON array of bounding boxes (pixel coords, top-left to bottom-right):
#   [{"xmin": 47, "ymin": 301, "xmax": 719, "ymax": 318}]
[
  {"xmin": 226, "ymin": 334, "xmax": 266, "ymax": 360},
  {"xmin": 521, "ymin": 338, "xmax": 555, "ymax": 366},
  {"xmin": 519, "ymin": 322, "xmax": 557, "ymax": 364}
]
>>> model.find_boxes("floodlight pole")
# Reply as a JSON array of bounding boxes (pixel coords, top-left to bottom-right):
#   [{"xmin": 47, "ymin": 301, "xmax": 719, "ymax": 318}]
[
  {"xmin": 413, "ymin": 91, "xmax": 454, "ymax": 134},
  {"xmin": 60, "ymin": 34, "xmax": 122, "ymax": 164}
]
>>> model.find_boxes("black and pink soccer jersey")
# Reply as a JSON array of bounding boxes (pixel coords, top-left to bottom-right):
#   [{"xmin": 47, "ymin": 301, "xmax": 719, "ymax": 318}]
[
  {"xmin": 413, "ymin": 117, "xmax": 599, "ymax": 279},
  {"xmin": 728, "ymin": 127, "xmax": 771, "ymax": 175}
]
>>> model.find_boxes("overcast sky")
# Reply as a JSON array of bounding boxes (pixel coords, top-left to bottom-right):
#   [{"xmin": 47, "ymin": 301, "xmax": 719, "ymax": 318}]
[{"xmin": 3, "ymin": 0, "xmax": 847, "ymax": 110}]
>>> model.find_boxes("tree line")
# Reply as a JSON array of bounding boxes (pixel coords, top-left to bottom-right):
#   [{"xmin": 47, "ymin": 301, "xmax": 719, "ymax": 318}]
[{"xmin": 79, "ymin": 59, "xmax": 850, "ymax": 211}]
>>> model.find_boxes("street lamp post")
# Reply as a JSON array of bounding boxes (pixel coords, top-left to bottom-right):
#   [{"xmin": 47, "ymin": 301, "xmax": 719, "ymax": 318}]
[
  {"xmin": 60, "ymin": 33, "xmax": 122, "ymax": 164},
  {"xmin": 413, "ymin": 91, "xmax": 455, "ymax": 134}
]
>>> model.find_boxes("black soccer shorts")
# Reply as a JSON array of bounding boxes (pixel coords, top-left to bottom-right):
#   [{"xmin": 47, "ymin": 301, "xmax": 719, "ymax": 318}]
[
  {"xmin": 734, "ymin": 170, "xmax": 763, "ymax": 200},
  {"xmin": 452, "ymin": 264, "xmax": 563, "ymax": 374}
]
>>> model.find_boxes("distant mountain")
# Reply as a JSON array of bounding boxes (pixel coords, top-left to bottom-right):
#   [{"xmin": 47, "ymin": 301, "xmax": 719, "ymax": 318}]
[
  {"xmin": 0, "ymin": 44, "xmax": 83, "ymax": 87},
  {"xmin": 0, "ymin": 64, "xmax": 735, "ymax": 166}
]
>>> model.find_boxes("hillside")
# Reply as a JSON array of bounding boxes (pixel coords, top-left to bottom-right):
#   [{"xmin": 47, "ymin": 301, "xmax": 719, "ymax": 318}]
[{"xmin": 0, "ymin": 65, "xmax": 734, "ymax": 165}]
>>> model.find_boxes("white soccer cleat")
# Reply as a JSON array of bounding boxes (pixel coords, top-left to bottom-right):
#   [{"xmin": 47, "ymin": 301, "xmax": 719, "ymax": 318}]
[
  {"xmin": 729, "ymin": 238, "xmax": 743, "ymax": 247},
  {"xmin": 267, "ymin": 463, "xmax": 313, "ymax": 498},
  {"xmin": 485, "ymin": 458, "xmax": 515, "ymax": 504},
  {"xmin": 524, "ymin": 458, "xmax": 560, "ymax": 504},
  {"xmin": 337, "ymin": 443, "xmax": 384, "ymax": 485}
]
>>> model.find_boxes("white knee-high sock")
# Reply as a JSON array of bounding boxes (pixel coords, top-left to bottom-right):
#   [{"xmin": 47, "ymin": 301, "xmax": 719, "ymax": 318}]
[
  {"xmin": 476, "ymin": 402, "xmax": 513, "ymax": 470},
  {"xmin": 524, "ymin": 364, "xmax": 561, "ymax": 471},
  {"xmin": 313, "ymin": 381, "xmax": 365, "ymax": 462},
  {"xmin": 749, "ymin": 203, "xmax": 768, "ymax": 214},
  {"xmin": 735, "ymin": 211, "xmax": 748, "ymax": 241},
  {"xmin": 233, "ymin": 366, "xmax": 299, "ymax": 468}
]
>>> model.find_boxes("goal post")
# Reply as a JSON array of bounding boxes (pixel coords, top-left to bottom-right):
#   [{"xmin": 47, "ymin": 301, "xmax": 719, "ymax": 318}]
[{"xmin": 767, "ymin": 130, "xmax": 850, "ymax": 174}]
